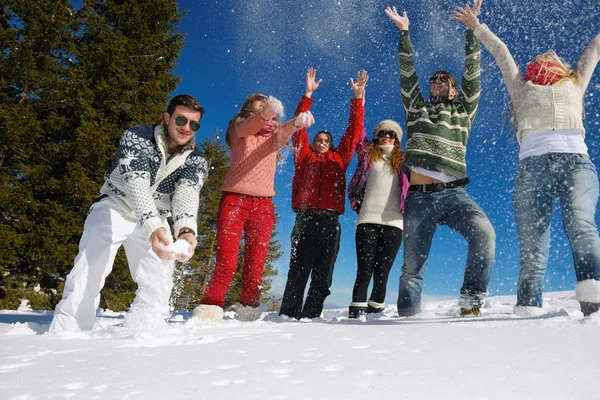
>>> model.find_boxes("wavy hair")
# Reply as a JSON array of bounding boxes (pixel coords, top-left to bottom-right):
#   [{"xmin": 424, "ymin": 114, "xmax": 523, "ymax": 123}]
[{"xmin": 361, "ymin": 140, "xmax": 404, "ymax": 172}]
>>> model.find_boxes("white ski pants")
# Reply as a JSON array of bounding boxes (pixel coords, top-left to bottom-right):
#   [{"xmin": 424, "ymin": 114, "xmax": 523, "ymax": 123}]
[{"xmin": 49, "ymin": 198, "xmax": 174, "ymax": 332}]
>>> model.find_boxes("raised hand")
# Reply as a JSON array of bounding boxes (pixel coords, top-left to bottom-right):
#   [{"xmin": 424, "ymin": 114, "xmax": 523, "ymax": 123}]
[
  {"xmin": 472, "ymin": 0, "xmax": 483, "ymax": 17},
  {"xmin": 384, "ymin": 6, "xmax": 409, "ymax": 31},
  {"xmin": 260, "ymin": 96, "xmax": 284, "ymax": 120},
  {"xmin": 305, "ymin": 67, "xmax": 322, "ymax": 98},
  {"xmin": 452, "ymin": 0, "xmax": 482, "ymax": 29},
  {"xmin": 350, "ymin": 69, "xmax": 369, "ymax": 99},
  {"xmin": 293, "ymin": 111, "xmax": 315, "ymax": 130}
]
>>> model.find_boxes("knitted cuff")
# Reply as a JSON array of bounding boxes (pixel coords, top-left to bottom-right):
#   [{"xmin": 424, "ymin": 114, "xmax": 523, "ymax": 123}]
[
  {"xmin": 174, "ymin": 218, "xmax": 198, "ymax": 239},
  {"xmin": 142, "ymin": 216, "xmax": 169, "ymax": 241}
]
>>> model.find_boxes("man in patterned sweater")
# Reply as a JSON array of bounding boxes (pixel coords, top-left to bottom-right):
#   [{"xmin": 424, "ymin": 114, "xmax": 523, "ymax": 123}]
[
  {"xmin": 50, "ymin": 95, "xmax": 209, "ymax": 332},
  {"xmin": 385, "ymin": 3, "xmax": 495, "ymax": 317}
]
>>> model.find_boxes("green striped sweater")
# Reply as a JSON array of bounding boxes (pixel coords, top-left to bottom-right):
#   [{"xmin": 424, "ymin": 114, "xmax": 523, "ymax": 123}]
[{"xmin": 398, "ymin": 29, "xmax": 481, "ymax": 178}]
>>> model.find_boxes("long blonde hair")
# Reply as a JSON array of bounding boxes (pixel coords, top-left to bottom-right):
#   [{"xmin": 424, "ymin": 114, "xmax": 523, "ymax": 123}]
[
  {"xmin": 362, "ymin": 141, "xmax": 404, "ymax": 172},
  {"xmin": 526, "ymin": 50, "xmax": 582, "ymax": 86}
]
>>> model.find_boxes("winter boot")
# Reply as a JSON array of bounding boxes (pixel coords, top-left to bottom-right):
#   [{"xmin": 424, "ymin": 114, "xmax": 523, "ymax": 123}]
[
  {"xmin": 575, "ymin": 280, "xmax": 600, "ymax": 316},
  {"xmin": 236, "ymin": 304, "xmax": 262, "ymax": 322},
  {"xmin": 348, "ymin": 302, "xmax": 368, "ymax": 319},
  {"xmin": 579, "ymin": 302, "xmax": 600, "ymax": 317},
  {"xmin": 192, "ymin": 304, "xmax": 224, "ymax": 322},
  {"xmin": 367, "ymin": 300, "xmax": 385, "ymax": 314},
  {"xmin": 459, "ymin": 306, "xmax": 481, "ymax": 317},
  {"xmin": 458, "ymin": 292, "xmax": 484, "ymax": 317}
]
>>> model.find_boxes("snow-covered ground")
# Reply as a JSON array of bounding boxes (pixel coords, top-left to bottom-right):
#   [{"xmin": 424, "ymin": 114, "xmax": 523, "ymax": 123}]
[{"xmin": 1, "ymin": 291, "xmax": 599, "ymax": 400}]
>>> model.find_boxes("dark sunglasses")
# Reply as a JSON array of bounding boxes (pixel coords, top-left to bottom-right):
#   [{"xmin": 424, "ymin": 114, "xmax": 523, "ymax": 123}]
[
  {"xmin": 174, "ymin": 116, "xmax": 200, "ymax": 131},
  {"xmin": 253, "ymin": 94, "xmax": 268, "ymax": 102},
  {"xmin": 430, "ymin": 75, "xmax": 451, "ymax": 83},
  {"xmin": 377, "ymin": 130, "xmax": 397, "ymax": 139}
]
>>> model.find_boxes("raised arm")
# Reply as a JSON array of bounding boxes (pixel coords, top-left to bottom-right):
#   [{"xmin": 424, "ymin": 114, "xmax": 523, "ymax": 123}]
[
  {"xmin": 293, "ymin": 68, "xmax": 320, "ymax": 164},
  {"xmin": 576, "ymin": 32, "xmax": 600, "ymax": 92},
  {"xmin": 454, "ymin": 0, "xmax": 483, "ymax": 122},
  {"xmin": 385, "ymin": 7, "xmax": 426, "ymax": 113},
  {"xmin": 232, "ymin": 96, "xmax": 285, "ymax": 139},
  {"xmin": 454, "ymin": 1, "xmax": 521, "ymax": 99},
  {"xmin": 337, "ymin": 70, "xmax": 368, "ymax": 167}
]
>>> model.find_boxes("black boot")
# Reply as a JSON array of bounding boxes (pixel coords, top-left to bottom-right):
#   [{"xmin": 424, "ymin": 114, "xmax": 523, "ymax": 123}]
[
  {"xmin": 580, "ymin": 301, "xmax": 600, "ymax": 317},
  {"xmin": 348, "ymin": 305, "xmax": 367, "ymax": 319},
  {"xmin": 367, "ymin": 300, "xmax": 385, "ymax": 314}
]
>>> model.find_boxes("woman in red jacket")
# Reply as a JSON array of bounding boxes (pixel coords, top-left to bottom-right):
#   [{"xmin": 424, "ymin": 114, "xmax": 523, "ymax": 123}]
[{"xmin": 279, "ymin": 68, "xmax": 367, "ymax": 319}]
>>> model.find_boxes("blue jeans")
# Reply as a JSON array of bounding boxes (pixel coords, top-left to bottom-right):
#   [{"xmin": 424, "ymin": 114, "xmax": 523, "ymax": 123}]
[
  {"xmin": 397, "ymin": 187, "xmax": 496, "ymax": 315},
  {"xmin": 514, "ymin": 153, "xmax": 600, "ymax": 308}
]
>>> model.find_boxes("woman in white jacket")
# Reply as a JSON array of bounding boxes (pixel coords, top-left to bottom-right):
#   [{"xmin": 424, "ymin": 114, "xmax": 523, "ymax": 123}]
[{"xmin": 454, "ymin": 1, "xmax": 600, "ymax": 317}]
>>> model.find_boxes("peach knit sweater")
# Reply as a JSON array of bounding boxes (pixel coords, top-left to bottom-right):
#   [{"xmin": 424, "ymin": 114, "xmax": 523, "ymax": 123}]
[{"xmin": 222, "ymin": 113, "xmax": 297, "ymax": 197}]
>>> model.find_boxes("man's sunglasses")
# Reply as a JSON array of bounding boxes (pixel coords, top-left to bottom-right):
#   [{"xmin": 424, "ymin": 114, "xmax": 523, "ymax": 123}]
[
  {"xmin": 430, "ymin": 75, "xmax": 451, "ymax": 83},
  {"xmin": 174, "ymin": 116, "xmax": 200, "ymax": 132},
  {"xmin": 377, "ymin": 130, "xmax": 397, "ymax": 139}
]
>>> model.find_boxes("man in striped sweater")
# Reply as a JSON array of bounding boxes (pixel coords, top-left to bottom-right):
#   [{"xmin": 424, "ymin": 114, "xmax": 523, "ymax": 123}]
[{"xmin": 385, "ymin": 2, "xmax": 495, "ymax": 317}]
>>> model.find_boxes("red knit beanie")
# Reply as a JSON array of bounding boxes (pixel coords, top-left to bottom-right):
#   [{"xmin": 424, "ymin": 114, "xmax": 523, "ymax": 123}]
[{"xmin": 524, "ymin": 60, "xmax": 562, "ymax": 86}]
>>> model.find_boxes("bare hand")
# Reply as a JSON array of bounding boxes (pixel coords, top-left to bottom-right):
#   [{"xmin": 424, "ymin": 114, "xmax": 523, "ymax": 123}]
[
  {"xmin": 151, "ymin": 227, "xmax": 175, "ymax": 260},
  {"xmin": 452, "ymin": 0, "xmax": 482, "ymax": 29},
  {"xmin": 385, "ymin": 6, "xmax": 409, "ymax": 31},
  {"xmin": 350, "ymin": 70, "xmax": 369, "ymax": 99},
  {"xmin": 305, "ymin": 67, "xmax": 322, "ymax": 98},
  {"xmin": 472, "ymin": 0, "xmax": 483, "ymax": 17}
]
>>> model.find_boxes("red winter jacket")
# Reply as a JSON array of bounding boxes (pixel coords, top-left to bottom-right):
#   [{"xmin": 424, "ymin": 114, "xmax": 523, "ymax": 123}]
[{"xmin": 291, "ymin": 95, "xmax": 364, "ymax": 214}]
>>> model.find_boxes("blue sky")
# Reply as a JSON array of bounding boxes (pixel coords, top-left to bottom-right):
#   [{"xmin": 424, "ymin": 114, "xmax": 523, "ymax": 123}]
[{"xmin": 173, "ymin": 0, "xmax": 600, "ymax": 307}]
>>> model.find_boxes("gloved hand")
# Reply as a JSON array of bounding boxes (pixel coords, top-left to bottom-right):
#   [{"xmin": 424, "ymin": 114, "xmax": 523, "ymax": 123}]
[
  {"xmin": 293, "ymin": 111, "xmax": 315, "ymax": 129},
  {"xmin": 260, "ymin": 96, "xmax": 284, "ymax": 120}
]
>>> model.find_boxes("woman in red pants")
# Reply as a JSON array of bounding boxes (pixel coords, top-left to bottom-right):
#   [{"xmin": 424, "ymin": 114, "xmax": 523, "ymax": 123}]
[{"xmin": 192, "ymin": 93, "xmax": 315, "ymax": 322}]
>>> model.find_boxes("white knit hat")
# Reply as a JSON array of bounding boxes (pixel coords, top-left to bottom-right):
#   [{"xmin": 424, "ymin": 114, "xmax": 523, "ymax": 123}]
[{"xmin": 372, "ymin": 119, "xmax": 403, "ymax": 142}]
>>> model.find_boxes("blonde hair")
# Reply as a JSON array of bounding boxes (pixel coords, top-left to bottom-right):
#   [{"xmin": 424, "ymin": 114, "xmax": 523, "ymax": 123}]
[
  {"xmin": 225, "ymin": 93, "xmax": 277, "ymax": 147},
  {"xmin": 362, "ymin": 141, "xmax": 404, "ymax": 172},
  {"xmin": 528, "ymin": 50, "xmax": 582, "ymax": 86}
]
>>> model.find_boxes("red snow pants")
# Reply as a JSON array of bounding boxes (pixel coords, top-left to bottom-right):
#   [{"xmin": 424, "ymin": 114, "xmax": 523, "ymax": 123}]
[{"xmin": 200, "ymin": 192, "xmax": 275, "ymax": 308}]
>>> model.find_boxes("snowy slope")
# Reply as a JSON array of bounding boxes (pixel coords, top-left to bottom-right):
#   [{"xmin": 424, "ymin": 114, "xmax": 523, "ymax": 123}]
[{"xmin": 1, "ymin": 292, "xmax": 599, "ymax": 400}]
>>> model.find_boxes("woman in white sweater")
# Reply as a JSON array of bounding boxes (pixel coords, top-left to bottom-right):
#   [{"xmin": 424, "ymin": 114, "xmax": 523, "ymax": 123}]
[
  {"xmin": 454, "ymin": 2, "xmax": 600, "ymax": 317},
  {"xmin": 347, "ymin": 120, "xmax": 409, "ymax": 318}
]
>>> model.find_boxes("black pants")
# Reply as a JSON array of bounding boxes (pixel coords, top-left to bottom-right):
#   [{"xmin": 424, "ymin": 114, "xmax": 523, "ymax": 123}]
[
  {"xmin": 352, "ymin": 223, "xmax": 403, "ymax": 304},
  {"xmin": 279, "ymin": 211, "xmax": 341, "ymax": 319}
]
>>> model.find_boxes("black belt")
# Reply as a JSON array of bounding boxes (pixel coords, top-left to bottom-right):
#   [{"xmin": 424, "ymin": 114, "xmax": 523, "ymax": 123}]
[
  {"xmin": 408, "ymin": 178, "xmax": 470, "ymax": 192},
  {"xmin": 298, "ymin": 208, "xmax": 340, "ymax": 217}
]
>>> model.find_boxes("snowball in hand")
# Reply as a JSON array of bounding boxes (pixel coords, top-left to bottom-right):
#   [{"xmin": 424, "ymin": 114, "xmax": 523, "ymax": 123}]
[
  {"xmin": 294, "ymin": 111, "xmax": 315, "ymax": 129},
  {"xmin": 261, "ymin": 96, "xmax": 284, "ymax": 119},
  {"xmin": 166, "ymin": 239, "xmax": 193, "ymax": 262}
]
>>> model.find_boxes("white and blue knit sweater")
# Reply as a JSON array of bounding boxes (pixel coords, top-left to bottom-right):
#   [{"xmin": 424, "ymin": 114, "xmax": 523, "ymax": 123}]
[{"xmin": 100, "ymin": 124, "xmax": 208, "ymax": 239}]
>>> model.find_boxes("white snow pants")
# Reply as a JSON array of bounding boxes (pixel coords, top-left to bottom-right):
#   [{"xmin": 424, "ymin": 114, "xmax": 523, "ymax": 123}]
[{"xmin": 49, "ymin": 198, "xmax": 174, "ymax": 332}]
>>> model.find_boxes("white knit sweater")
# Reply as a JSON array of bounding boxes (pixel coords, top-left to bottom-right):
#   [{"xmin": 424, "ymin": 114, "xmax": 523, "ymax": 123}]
[
  {"xmin": 474, "ymin": 24, "xmax": 600, "ymax": 143},
  {"xmin": 356, "ymin": 145, "xmax": 404, "ymax": 230}
]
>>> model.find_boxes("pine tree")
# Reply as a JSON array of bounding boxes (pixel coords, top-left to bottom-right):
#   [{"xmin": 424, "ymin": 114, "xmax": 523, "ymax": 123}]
[
  {"xmin": 0, "ymin": 0, "xmax": 185, "ymax": 310},
  {"xmin": 0, "ymin": 0, "xmax": 81, "ymax": 308}
]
